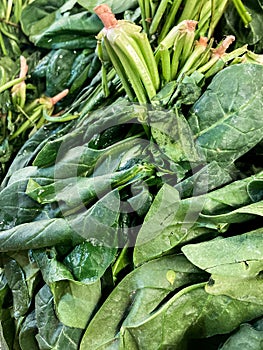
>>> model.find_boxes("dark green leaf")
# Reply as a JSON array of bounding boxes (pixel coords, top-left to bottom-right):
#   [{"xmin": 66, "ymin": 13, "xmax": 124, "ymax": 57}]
[
  {"xmin": 21, "ymin": 0, "xmax": 102, "ymax": 49},
  {"xmin": 45, "ymin": 49, "xmax": 78, "ymax": 96},
  {"xmin": 189, "ymin": 64, "xmax": 263, "ymax": 164},
  {"xmin": 0, "ymin": 218, "xmax": 82, "ymax": 252},
  {"xmin": 64, "ymin": 241, "xmax": 117, "ymax": 283},
  {"xmin": 134, "ymin": 172, "xmax": 263, "ymax": 265},
  {"xmin": 4, "ymin": 259, "xmax": 30, "ymax": 318},
  {"xmin": 220, "ymin": 322, "xmax": 263, "ymax": 350},
  {"xmin": 206, "ymin": 275, "xmax": 263, "ymax": 305},
  {"xmin": 174, "ymin": 160, "xmax": 233, "ymax": 198},
  {"xmin": 150, "ymin": 107, "xmax": 201, "ymax": 164},
  {"xmin": 19, "ymin": 311, "xmax": 39, "ymax": 350},
  {"xmin": 133, "ymin": 184, "xmax": 214, "ymax": 266}
]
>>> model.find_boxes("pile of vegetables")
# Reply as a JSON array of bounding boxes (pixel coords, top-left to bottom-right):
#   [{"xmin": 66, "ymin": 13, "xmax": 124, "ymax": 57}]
[{"xmin": 0, "ymin": 0, "xmax": 263, "ymax": 349}]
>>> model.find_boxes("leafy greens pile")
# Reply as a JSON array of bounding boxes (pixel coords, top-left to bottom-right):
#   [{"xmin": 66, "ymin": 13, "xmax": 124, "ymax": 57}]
[{"xmin": 1, "ymin": 0, "xmax": 263, "ymax": 349}]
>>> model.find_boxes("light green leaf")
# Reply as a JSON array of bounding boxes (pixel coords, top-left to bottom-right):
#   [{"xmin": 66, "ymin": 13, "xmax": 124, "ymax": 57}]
[
  {"xmin": 51, "ymin": 279, "xmax": 101, "ymax": 329},
  {"xmin": 80, "ymin": 255, "xmax": 204, "ymax": 349},
  {"xmin": 120, "ymin": 284, "xmax": 263, "ymax": 349},
  {"xmin": 182, "ymin": 227, "xmax": 263, "ymax": 277}
]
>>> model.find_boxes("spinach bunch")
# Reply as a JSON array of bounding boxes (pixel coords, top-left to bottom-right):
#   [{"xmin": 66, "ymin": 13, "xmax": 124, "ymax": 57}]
[
  {"xmin": 0, "ymin": 1, "xmax": 263, "ymax": 349},
  {"xmin": 1, "ymin": 61, "xmax": 263, "ymax": 349}
]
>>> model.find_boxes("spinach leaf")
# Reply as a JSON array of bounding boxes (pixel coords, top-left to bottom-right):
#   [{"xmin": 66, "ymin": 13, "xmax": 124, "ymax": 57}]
[
  {"xmin": 32, "ymin": 99, "xmax": 140, "ymax": 168},
  {"xmin": 220, "ymin": 319, "xmax": 263, "ymax": 350},
  {"xmin": 19, "ymin": 311, "xmax": 39, "ymax": 350},
  {"xmin": 200, "ymin": 200, "xmax": 263, "ymax": 225},
  {"xmin": 80, "ymin": 255, "xmax": 205, "ymax": 349},
  {"xmin": 1, "ymin": 120, "xmax": 75, "ymax": 187},
  {"xmin": 0, "ymin": 218, "xmax": 82, "ymax": 252},
  {"xmin": 4, "ymin": 259, "xmax": 31, "ymax": 319},
  {"xmin": 64, "ymin": 242, "xmax": 117, "ymax": 283},
  {"xmin": 51, "ymin": 279, "xmax": 101, "ymax": 329},
  {"xmin": 174, "ymin": 160, "xmax": 233, "ymax": 198},
  {"xmin": 182, "ymin": 227, "xmax": 263, "ymax": 274},
  {"xmin": 206, "ymin": 276, "xmax": 263, "ymax": 306},
  {"xmin": 26, "ymin": 163, "xmax": 154, "ymax": 216},
  {"xmin": 118, "ymin": 284, "xmax": 263, "ymax": 349},
  {"xmin": 35, "ymin": 284, "xmax": 83, "ymax": 349},
  {"xmin": 183, "ymin": 228, "xmax": 263, "ymax": 305},
  {"xmin": 33, "ymin": 248, "xmax": 102, "ymax": 329},
  {"xmin": 189, "ymin": 64, "xmax": 263, "ymax": 165},
  {"xmin": 77, "ymin": 0, "xmax": 138, "ymax": 14},
  {"xmin": 45, "ymin": 49, "xmax": 78, "ymax": 96},
  {"xmin": 149, "ymin": 107, "xmax": 201, "ymax": 164},
  {"xmin": 0, "ymin": 270, "xmax": 16, "ymax": 349},
  {"xmin": 134, "ymin": 172, "xmax": 263, "ymax": 266},
  {"xmin": 223, "ymin": 0, "xmax": 263, "ymax": 52},
  {"xmin": 21, "ymin": 0, "xmax": 102, "ymax": 49}
]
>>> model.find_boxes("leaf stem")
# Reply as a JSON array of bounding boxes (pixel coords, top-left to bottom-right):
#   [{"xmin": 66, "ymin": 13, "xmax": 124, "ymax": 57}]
[
  {"xmin": 149, "ymin": 0, "xmax": 170, "ymax": 35},
  {"xmin": 0, "ymin": 76, "xmax": 25, "ymax": 93},
  {"xmin": 232, "ymin": 0, "xmax": 252, "ymax": 27}
]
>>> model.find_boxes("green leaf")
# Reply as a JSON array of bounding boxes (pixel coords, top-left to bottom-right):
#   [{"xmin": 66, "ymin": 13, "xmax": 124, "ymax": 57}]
[
  {"xmin": 77, "ymin": 0, "xmax": 137, "ymax": 14},
  {"xmin": 220, "ymin": 320, "xmax": 263, "ymax": 350},
  {"xmin": 21, "ymin": 0, "xmax": 102, "ymax": 49},
  {"xmin": 182, "ymin": 227, "xmax": 263, "ymax": 277},
  {"xmin": 19, "ymin": 312, "xmax": 39, "ymax": 350},
  {"xmin": 174, "ymin": 160, "xmax": 233, "ymax": 198},
  {"xmin": 223, "ymin": 0, "xmax": 263, "ymax": 50},
  {"xmin": 4, "ymin": 259, "xmax": 31, "ymax": 318},
  {"xmin": 133, "ymin": 184, "xmax": 213, "ymax": 266},
  {"xmin": 134, "ymin": 172, "xmax": 263, "ymax": 265},
  {"xmin": 35, "ymin": 285, "xmax": 82, "ymax": 349},
  {"xmin": 51, "ymin": 279, "xmax": 101, "ymax": 329},
  {"xmin": 200, "ymin": 200, "xmax": 263, "ymax": 225},
  {"xmin": 119, "ymin": 284, "xmax": 263, "ymax": 349},
  {"xmin": 33, "ymin": 248, "xmax": 74, "ymax": 285},
  {"xmin": 189, "ymin": 64, "xmax": 263, "ymax": 164},
  {"xmin": 45, "ymin": 49, "xmax": 78, "ymax": 96},
  {"xmin": 64, "ymin": 241, "xmax": 117, "ymax": 283},
  {"xmin": 206, "ymin": 275, "xmax": 263, "ymax": 305},
  {"xmin": 149, "ymin": 107, "xmax": 201, "ymax": 164},
  {"xmin": 80, "ymin": 255, "xmax": 205, "ymax": 349},
  {"xmin": 0, "ymin": 218, "xmax": 82, "ymax": 252},
  {"xmin": 33, "ymin": 248, "xmax": 102, "ymax": 329}
]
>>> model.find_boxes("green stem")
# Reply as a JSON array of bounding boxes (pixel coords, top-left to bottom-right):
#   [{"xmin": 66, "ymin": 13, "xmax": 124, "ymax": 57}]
[
  {"xmin": 149, "ymin": 0, "xmax": 170, "ymax": 35},
  {"xmin": 207, "ymin": 0, "xmax": 229, "ymax": 38},
  {"xmin": 0, "ymin": 30, "xmax": 7, "ymax": 55},
  {"xmin": 160, "ymin": 48, "xmax": 171, "ymax": 82},
  {"xmin": 6, "ymin": 0, "xmax": 13, "ymax": 22},
  {"xmin": 132, "ymin": 32, "xmax": 160, "ymax": 90},
  {"xmin": 171, "ymin": 39, "xmax": 184, "ymax": 79},
  {"xmin": 112, "ymin": 245, "xmax": 129, "ymax": 281},
  {"xmin": 178, "ymin": 0, "xmax": 200, "ymax": 22},
  {"xmin": 104, "ymin": 38, "xmax": 135, "ymax": 101},
  {"xmin": 137, "ymin": 0, "xmax": 148, "ymax": 34},
  {"xmin": 232, "ymin": 0, "xmax": 252, "ymax": 27},
  {"xmin": 112, "ymin": 43, "xmax": 148, "ymax": 103},
  {"xmin": 114, "ymin": 33, "xmax": 157, "ymax": 100},
  {"xmin": 0, "ymin": 76, "xmax": 25, "ymax": 93},
  {"xmin": 159, "ymin": 0, "xmax": 183, "ymax": 41},
  {"xmin": 177, "ymin": 39, "xmax": 208, "ymax": 81},
  {"xmin": 9, "ymin": 107, "xmax": 41, "ymax": 140}
]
